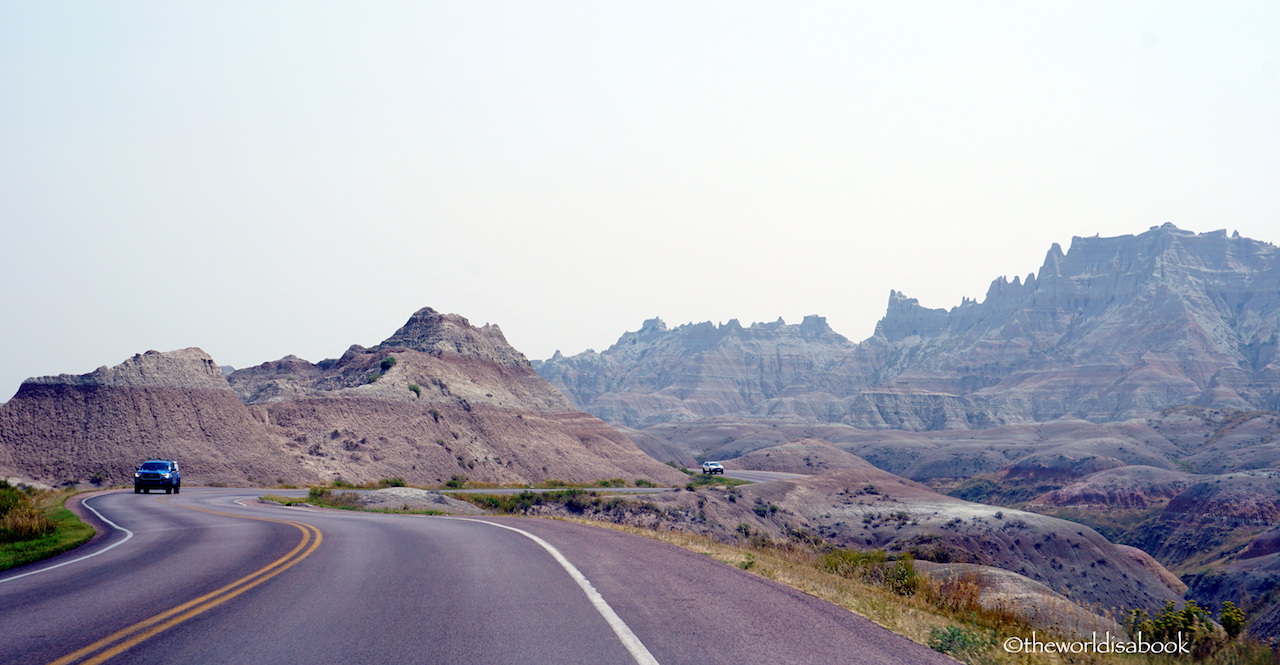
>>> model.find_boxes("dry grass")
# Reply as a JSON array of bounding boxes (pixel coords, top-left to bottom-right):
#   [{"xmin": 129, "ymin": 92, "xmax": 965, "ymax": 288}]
[
  {"xmin": 0, "ymin": 484, "xmax": 95, "ymax": 572},
  {"xmin": 561, "ymin": 517, "xmax": 1277, "ymax": 665},
  {"xmin": 1, "ymin": 481, "xmax": 54, "ymax": 543},
  {"xmin": 0, "ymin": 502, "xmax": 53, "ymax": 541},
  {"xmin": 304, "ymin": 487, "xmax": 363, "ymax": 509}
]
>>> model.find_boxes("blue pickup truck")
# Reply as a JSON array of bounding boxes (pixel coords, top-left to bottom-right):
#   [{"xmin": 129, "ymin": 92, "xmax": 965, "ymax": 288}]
[{"xmin": 134, "ymin": 460, "xmax": 181, "ymax": 494}]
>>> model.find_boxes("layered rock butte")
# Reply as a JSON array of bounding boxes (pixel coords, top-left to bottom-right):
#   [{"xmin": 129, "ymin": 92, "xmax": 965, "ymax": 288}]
[{"xmin": 0, "ymin": 308, "xmax": 686, "ymax": 488}]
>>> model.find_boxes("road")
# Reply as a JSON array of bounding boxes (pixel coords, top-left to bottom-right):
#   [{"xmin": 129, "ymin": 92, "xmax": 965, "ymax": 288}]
[
  {"xmin": 723, "ymin": 469, "xmax": 808, "ymax": 483},
  {"xmin": 0, "ymin": 488, "xmax": 954, "ymax": 665},
  {"xmin": 437, "ymin": 485, "xmax": 674, "ymax": 495}
]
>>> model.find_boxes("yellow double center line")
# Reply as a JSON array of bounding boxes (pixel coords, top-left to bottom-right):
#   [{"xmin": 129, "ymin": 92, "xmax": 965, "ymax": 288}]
[{"xmin": 47, "ymin": 502, "xmax": 323, "ymax": 665}]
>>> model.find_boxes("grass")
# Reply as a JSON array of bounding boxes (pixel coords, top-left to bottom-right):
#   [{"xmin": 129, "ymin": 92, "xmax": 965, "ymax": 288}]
[
  {"xmin": 525, "ymin": 478, "xmax": 675, "ymax": 489},
  {"xmin": 683, "ymin": 474, "xmax": 750, "ymax": 489},
  {"xmin": 260, "ymin": 490, "xmax": 447, "ymax": 516},
  {"xmin": 0, "ymin": 482, "xmax": 96, "ymax": 572},
  {"xmin": 298, "ymin": 477, "xmax": 674, "ymax": 492},
  {"xmin": 453, "ymin": 489, "xmax": 640, "ymax": 515},
  {"xmin": 294, "ymin": 477, "xmax": 420, "ymax": 491},
  {"xmin": 449, "ymin": 478, "xmax": 673, "ymax": 490}
]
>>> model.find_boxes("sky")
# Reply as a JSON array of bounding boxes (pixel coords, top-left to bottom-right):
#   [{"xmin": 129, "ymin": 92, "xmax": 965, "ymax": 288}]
[{"xmin": 2, "ymin": 2, "xmax": 1278, "ymax": 398}]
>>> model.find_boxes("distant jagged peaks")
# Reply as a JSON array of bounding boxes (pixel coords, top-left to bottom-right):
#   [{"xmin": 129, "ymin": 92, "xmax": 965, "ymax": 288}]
[
  {"xmin": 376, "ymin": 307, "xmax": 530, "ymax": 370},
  {"xmin": 863, "ymin": 225, "xmax": 1280, "ymax": 420},
  {"xmin": 640, "ymin": 317, "xmax": 668, "ymax": 332},
  {"xmin": 538, "ymin": 313, "xmax": 866, "ymax": 426},
  {"xmin": 874, "ymin": 290, "xmax": 948, "ymax": 341},
  {"xmin": 874, "ymin": 224, "xmax": 1280, "ymax": 344},
  {"xmin": 605, "ymin": 316, "xmax": 670, "ymax": 351},
  {"xmin": 603, "ymin": 314, "xmax": 841, "ymax": 356},
  {"xmin": 541, "ymin": 225, "xmax": 1280, "ymax": 429},
  {"xmin": 799, "ymin": 314, "xmax": 837, "ymax": 337}
]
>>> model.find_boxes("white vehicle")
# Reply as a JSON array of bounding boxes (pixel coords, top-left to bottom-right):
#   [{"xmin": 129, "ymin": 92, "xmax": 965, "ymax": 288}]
[{"xmin": 700, "ymin": 461, "xmax": 725, "ymax": 475}]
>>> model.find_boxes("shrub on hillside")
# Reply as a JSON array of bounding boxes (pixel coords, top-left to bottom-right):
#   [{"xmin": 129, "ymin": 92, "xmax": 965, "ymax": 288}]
[
  {"xmin": 1221, "ymin": 601, "xmax": 1246, "ymax": 639},
  {"xmin": 821, "ymin": 547, "xmax": 920, "ymax": 596},
  {"xmin": 1126, "ymin": 599, "xmax": 1223, "ymax": 657},
  {"xmin": 927, "ymin": 626, "xmax": 994, "ymax": 661}
]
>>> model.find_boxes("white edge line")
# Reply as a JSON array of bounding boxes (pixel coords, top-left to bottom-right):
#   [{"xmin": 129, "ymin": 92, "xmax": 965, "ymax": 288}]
[
  {"xmin": 0, "ymin": 494, "xmax": 134, "ymax": 584},
  {"xmin": 447, "ymin": 517, "xmax": 661, "ymax": 665}
]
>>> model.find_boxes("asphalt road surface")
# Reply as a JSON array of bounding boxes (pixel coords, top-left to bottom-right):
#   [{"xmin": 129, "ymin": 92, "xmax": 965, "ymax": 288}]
[
  {"xmin": 0, "ymin": 488, "xmax": 954, "ymax": 665},
  {"xmin": 724, "ymin": 469, "xmax": 808, "ymax": 483}
]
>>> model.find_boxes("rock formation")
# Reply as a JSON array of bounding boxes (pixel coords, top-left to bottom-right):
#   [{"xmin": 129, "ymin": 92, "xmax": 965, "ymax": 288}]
[
  {"xmin": 0, "ymin": 349, "xmax": 307, "ymax": 486},
  {"xmin": 536, "ymin": 315, "xmax": 871, "ymax": 427},
  {"xmin": 539, "ymin": 225, "xmax": 1280, "ymax": 430},
  {"xmin": 860, "ymin": 224, "xmax": 1280, "ymax": 425},
  {"xmin": 736, "ymin": 468, "xmax": 1185, "ymax": 615},
  {"xmin": 1122, "ymin": 471, "xmax": 1280, "ymax": 569},
  {"xmin": 0, "ymin": 308, "xmax": 685, "ymax": 487},
  {"xmin": 1025, "ymin": 466, "xmax": 1194, "ymax": 512}
]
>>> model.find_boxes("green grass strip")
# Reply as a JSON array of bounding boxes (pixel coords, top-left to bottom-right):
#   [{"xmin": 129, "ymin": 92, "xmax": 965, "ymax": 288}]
[{"xmin": 0, "ymin": 490, "xmax": 96, "ymax": 572}]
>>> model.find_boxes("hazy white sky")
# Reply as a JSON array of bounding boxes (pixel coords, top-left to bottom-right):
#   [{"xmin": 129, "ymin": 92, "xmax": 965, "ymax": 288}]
[{"xmin": 2, "ymin": 2, "xmax": 1278, "ymax": 397}]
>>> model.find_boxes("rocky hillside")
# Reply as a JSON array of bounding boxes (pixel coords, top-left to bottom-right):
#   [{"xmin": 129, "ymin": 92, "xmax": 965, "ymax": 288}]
[
  {"xmin": 1121, "ymin": 471, "xmax": 1280, "ymax": 569},
  {"xmin": 0, "ymin": 308, "xmax": 685, "ymax": 488},
  {"xmin": 539, "ymin": 224, "xmax": 1280, "ymax": 430},
  {"xmin": 737, "ymin": 469, "xmax": 1183, "ymax": 615},
  {"xmin": 727, "ymin": 438, "xmax": 874, "ymax": 475},
  {"xmin": 1025, "ymin": 466, "xmax": 1194, "ymax": 513},
  {"xmin": 549, "ymin": 457, "xmax": 1183, "ymax": 617}
]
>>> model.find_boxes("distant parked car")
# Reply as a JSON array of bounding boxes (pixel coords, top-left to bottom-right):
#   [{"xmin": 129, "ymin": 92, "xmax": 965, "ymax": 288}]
[
  {"xmin": 701, "ymin": 461, "xmax": 725, "ymax": 475},
  {"xmin": 134, "ymin": 460, "xmax": 181, "ymax": 494}
]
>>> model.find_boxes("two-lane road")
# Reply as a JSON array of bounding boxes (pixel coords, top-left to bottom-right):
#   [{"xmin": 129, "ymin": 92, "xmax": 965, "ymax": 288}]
[{"xmin": 0, "ymin": 488, "xmax": 954, "ymax": 665}]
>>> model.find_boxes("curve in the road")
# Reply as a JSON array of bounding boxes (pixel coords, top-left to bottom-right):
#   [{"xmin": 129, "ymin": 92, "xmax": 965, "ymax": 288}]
[
  {"xmin": 44, "ymin": 501, "xmax": 322, "ymax": 665},
  {"xmin": 4, "ymin": 489, "xmax": 958, "ymax": 665},
  {"xmin": 448, "ymin": 517, "xmax": 659, "ymax": 665}
]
